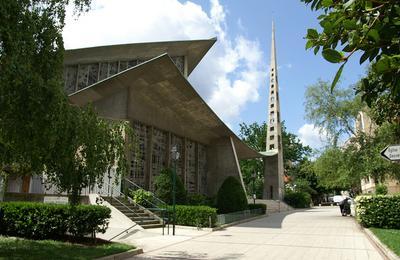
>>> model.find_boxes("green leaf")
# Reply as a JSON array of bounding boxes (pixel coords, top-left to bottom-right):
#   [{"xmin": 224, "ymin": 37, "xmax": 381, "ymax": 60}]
[
  {"xmin": 307, "ymin": 28, "xmax": 319, "ymax": 39},
  {"xmin": 321, "ymin": 0, "xmax": 332, "ymax": 7},
  {"xmin": 314, "ymin": 45, "xmax": 320, "ymax": 55},
  {"xmin": 306, "ymin": 40, "xmax": 314, "ymax": 50},
  {"xmin": 360, "ymin": 51, "xmax": 370, "ymax": 64},
  {"xmin": 343, "ymin": 0, "xmax": 355, "ymax": 9},
  {"xmin": 375, "ymin": 57, "xmax": 390, "ymax": 73},
  {"xmin": 364, "ymin": 1, "xmax": 373, "ymax": 10},
  {"xmin": 322, "ymin": 49, "xmax": 343, "ymax": 63},
  {"xmin": 368, "ymin": 29, "xmax": 380, "ymax": 43},
  {"xmin": 331, "ymin": 63, "xmax": 345, "ymax": 92},
  {"xmin": 343, "ymin": 20, "xmax": 357, "ymax": 30},
  {"xmin": 342, "ymin": 45, "xmax": 353, "ymax": 52}
]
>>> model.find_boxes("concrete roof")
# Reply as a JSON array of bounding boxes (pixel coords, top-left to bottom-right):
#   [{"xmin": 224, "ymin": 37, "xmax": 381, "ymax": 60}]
[
  {"xmin": 64, "ymin": 38, "xmax": 217, "ymax": 76},
  {"xmin": 69, "ymin": 54, "xmax": 262, "ymax": 160}
]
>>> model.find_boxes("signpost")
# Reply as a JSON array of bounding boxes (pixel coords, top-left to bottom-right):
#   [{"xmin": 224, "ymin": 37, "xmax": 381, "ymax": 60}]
[{"xmin": 380, "ymin": 145, "xmax": 400, "ymax": 162}]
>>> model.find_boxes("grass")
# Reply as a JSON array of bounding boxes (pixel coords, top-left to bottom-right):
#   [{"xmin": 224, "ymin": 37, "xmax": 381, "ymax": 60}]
[
  {"xmin": 0, "ymin": 236, "xmax": 135, "ymax": 260},
  {"xmin": 370, "ymin": 228, "xmax": 400, "ymax": 257}
]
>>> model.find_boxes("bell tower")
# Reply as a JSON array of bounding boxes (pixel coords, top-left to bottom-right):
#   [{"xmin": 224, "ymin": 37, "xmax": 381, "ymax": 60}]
[{"xmin": 263, "ymin": 22, "xmax": 285, "ymax": 200}]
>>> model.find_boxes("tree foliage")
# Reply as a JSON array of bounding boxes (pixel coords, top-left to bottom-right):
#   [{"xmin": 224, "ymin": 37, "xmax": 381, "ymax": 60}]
[
  {"xmin": 154, "ymin": 168, "xmax": 187, "ymax": 205},
  {"xmin": 302, "ymin": 0, "xmax": 400, "ymax": 123},
  {"xmin": 314, "ymin": 123, "xmax": 400, "ymax": 192},
  {"xmin": 238, "ymin": 121, "xmax": 312, "ymax": 197},
  {"xmin": 304, "ymin": 80, "xmax": 363, "ymax": 146},
  {"xmin": 0, "ymin": 0, "xmax": 129, "ymax": 204}
]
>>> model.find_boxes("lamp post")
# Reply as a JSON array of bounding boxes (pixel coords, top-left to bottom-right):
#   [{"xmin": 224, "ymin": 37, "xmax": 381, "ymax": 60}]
[
  {"xmin": 252, "ymin": 172, "xmax": 256, "ymax": 204},
  {"xmin": 171, "ymin": 145, "xmax": 180, "ymax": 236}
]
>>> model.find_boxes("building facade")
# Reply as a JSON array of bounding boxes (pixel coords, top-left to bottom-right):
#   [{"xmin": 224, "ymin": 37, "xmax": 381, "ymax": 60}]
[
  {"xmin": 356, "ymin": 111, "xmax": 400, "ymax": 194},
  {"xmin": 3, "ymin": 38, "xmax": 262, "ymax": 200}
]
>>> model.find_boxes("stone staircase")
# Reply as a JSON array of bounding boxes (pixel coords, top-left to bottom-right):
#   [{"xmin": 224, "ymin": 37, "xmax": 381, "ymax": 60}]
[
  {"xmin": 104, "ymin": 197, "xmax": 165, "ymax": 229},
  {"xmin": 265, "ymin": 200, "xmax": 293, "ymax": 214},
  {"xmin": 249, "ymin": 199, "xmax": 293, "ymax": 214}
]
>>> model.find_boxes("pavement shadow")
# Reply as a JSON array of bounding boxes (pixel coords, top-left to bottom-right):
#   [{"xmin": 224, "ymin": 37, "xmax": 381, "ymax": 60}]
[
  {"xmin": 229, "ymin": 209, "xmax": 310, "ymax": 229},
  {"xmin": 132, "ymin": 250, "xmax": 244, "ymax": 259}
]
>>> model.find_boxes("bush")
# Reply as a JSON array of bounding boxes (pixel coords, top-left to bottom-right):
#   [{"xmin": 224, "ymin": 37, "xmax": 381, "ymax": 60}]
[
  {"xmin": 375, "ymin": 184, "xmax": 388, "ymax": 195},
  {"xmin": 170, "ymin": 205, "xmax": 217, "ymax": 228},
  {"xmin": 186, "ymin": 193, "xmax": 208, "ymax": 206},
  {"xmin": 216, "ymin": 176, "xmax": 248, "ymax": 214},
  {"xmin": 355, "ymin": 195, "xmax": 400, "ymax": 229},
  {"xmin": 130, "ymin": 188, "xmax": 154, "ymax": 208},
  {"xmin": 284, "ymin": 191, "xmax": 311, "ymax": 208},
  {"xmin": 0, "ymin": 202, "xmax": 110, "ymax": 239},
  {"xmin": 154, "ymin": 168, "xmax": 186, "ymax": 205},
  {"xmin": 248, "ymin": 203, "xmax": 267, "ymax": 214}
]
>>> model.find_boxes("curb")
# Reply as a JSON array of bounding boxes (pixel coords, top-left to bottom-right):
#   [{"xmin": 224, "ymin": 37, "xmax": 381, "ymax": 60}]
[
  {"xmin": 96, "ymin": 247, "xmax": 143, "ymax": 260},
  {"xmin": 212, "ymin": 214, "xmax": 267, "ymax": 231},
  {"xmin": 363, "ymin": 229, "xmax": 400, "ymax": 260}
]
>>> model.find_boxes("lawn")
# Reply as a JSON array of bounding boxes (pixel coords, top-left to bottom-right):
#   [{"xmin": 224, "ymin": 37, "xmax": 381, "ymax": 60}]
[
  {"xmin": 0, "ymin": 236, "xmax": 135, "ymax": 260},
  {"xmin": 370, "ymin": 228, "xmax": 400, "ymax": 257}
]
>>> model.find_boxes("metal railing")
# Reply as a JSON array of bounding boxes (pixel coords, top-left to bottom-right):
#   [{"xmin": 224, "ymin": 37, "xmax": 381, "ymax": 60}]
[
  {"xmin": 99, "ymin": 179, "xmax": 169, "ymax": 236},
  {"xmin": 217, "ymin": 208, "xmax": 263, "ymax": 225},
  {"xmin": 122, "ymin": 178, "xmax": 168, "ymax": 210}
]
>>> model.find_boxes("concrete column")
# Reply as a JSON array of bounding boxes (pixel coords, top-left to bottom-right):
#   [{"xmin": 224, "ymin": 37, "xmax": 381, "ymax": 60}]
[
  {"xmin": 206, "ymin": 137, "xmax": 246, "ymax": 197},
  {"xmin": 166, "ymin": 132, "xmax": 171, "ymax": 168},
  {"xmin": 263, "ymin": 155, "xmax": 282, "ymax": 200},
  {"xmin": 195, "ymin": 142, "xmax": 199, "ymax": 193},
  {"xmin": 182, "ymin": 138, "xmax": 187, "ymax": 190},
  {"xmin": 145, "ymin": 126, "xmax": 154, "ymax": 190}
]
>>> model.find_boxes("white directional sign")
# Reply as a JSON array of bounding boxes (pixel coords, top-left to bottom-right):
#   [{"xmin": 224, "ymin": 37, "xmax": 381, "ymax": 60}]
[{"xmin": 380, "ymin": 145, "xmax": 400, "ymax": 161}]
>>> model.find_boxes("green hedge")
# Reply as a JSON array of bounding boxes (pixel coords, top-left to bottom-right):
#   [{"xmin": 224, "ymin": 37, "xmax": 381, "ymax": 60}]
[
  {"xmin": 248, "ymin": 203, "xmax": 267, "ymax": 214},
  {"xmin": 0, "ymin": 202, "xmax": 111, "ymax": 239},
  {"xmin": 284, "ymin": 191, "xmax": 311, "ymax": 208},
  {"xmin": 355, "ymin": 195, "xmax": 400, "ymax": 229},
  {"xmin": 216, "ymin": 176, "xmax": 248, "ymax": 214},
  {"xmin": 170, "ymin": 205, "xmax": 217, "ymax": 228}
]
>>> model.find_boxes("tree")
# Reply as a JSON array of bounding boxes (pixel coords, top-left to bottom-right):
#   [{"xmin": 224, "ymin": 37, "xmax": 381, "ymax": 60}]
[
  {"xmin": 153, "ymin": 168, "xmax": 187, "ymax": 205},
  {"xmin": 313, "ymin": 147, "xmax": 361, "ymax": 192},
  {"xmin": 302, "ymin": 0, "xmax": 400, "ymax": 123},
  {"xmin": 304, "ymin": 80, "xmax": 363, "ymax": 146},
  {"xmin": 238, "ymin": 121, "xmax": 312, "ymax": 197},
  {"xmin": 0, "ymin": 0, "xmax": 130, "ymax": 204}
]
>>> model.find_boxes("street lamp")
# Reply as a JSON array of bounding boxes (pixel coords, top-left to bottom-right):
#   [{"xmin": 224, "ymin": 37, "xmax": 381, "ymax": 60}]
[
  {"xmin": 252, "ymin": 172, "xmax": 256, "ymax": 204},
  {"xmin": 171, "ymin": 145, "xmax": 180, "ymax": 236}
]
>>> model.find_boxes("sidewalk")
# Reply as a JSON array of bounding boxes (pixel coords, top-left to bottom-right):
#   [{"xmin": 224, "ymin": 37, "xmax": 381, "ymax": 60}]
[{"xmin": 129, "ymin": 207, "xmax": 384, "ymax": 259}]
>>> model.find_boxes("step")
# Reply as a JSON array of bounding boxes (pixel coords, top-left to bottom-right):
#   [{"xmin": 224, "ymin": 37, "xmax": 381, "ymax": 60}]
[
  {"xmin": 141, "ymin": 223, "xmax": 164, "ymax": 229},
  {"xmin": 133, "ymin": 219, "xmax": 161, "ymax": 225}
]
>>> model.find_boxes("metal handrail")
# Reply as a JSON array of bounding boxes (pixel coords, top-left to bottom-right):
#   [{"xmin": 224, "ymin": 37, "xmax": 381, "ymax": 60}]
[
  {"xmin": 123, "ymin": 178, "xmax": 168, "ymax": 209},
  {"xmin": 98, "ymin": 182, "xmax": 145, "ymax": 222},
  {"xmin": 98, "ymin": 181, "xmax": 167, "ymax": 235}
]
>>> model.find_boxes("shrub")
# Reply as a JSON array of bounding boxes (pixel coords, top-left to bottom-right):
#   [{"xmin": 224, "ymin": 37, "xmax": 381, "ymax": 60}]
[
  {"xmin": 284, "ymin": 191, "xmax": 311, "ymax": 208},
  {"xmin": 375, "ymin": 184, "xmax": 388, "ymax": 195},
  {"xmin": 170, "ymin": 205, "xmax": 217, "ymax": 227},
  {"xmin": 216, "ymin": 176, "xmax": 248, "ymax": 214},
  {"xmin": 154, "ymin": 168, "xmax": 186, "ymax": 205},
  {"xmin": 356, "ymin": 195, "xmax": 400, "ymax": 229},
  {"xmin": 186, "ymin": 193, "xmax": 208, "ymax": 206},
  {"xmin": 0, "ymin": 202, "xmax": 110, "ymax": 239},
  {"xmin": 248, "ymin": 203, "xmax": 267, "ymax": 214},
  {"xmin": 130, "ymin": 188, "xmax": 154, "ymax": 208}
]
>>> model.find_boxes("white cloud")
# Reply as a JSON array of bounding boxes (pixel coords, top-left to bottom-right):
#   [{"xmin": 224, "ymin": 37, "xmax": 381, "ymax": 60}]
[
  {"xmin": 63, "ymin": 0, "xmax": 266, "ymax": 128},
  {"xmin": 297, "ymin": 123, "xmax": 328, "ymax": 150}
]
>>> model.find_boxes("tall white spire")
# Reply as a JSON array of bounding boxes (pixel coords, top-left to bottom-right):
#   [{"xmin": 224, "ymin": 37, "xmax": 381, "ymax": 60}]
[{"xmin": 266, "ymin": 21, "xmax": 282, "ymax": 153}]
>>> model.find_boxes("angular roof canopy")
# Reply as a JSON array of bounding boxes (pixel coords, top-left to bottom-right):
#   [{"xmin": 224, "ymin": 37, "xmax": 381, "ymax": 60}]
[
  {"xmin": 69, "ymin": 53, "xmax": 262, "ymax": 160},
  {"xmin": 64, "ymin": 38, "xmax": 217, "ymax": 76}
]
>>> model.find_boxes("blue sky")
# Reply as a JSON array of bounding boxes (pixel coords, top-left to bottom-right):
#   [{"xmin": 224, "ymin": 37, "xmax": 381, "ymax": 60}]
[{"xmin": 63, "ymin": 0, "xmax": 368, "ymax": 149}]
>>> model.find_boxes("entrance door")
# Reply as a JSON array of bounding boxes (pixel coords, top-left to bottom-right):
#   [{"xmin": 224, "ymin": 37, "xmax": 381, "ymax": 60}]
[
  {"xmin": 22, "ymin": 176, "xmax": 31, "ymax": 193},
  {"xmin": 270, "ymin": 185, "xmax": 273, "ymax": 199}
]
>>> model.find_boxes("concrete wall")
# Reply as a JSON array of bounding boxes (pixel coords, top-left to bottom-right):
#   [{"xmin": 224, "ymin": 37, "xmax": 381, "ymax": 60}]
[
  {"xmin": 263, "ymin": 155, "xmax": 278, "ymax": 200},
  {"xmin": 206, "ymin": 137, "xmax": 246, "ymax": 196}
]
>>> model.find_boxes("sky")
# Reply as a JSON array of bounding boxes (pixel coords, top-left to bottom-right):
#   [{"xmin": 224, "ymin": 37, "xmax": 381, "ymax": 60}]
[{"xmin": 63, "ymin": 0, "xmax": 368, "ymax": 150}]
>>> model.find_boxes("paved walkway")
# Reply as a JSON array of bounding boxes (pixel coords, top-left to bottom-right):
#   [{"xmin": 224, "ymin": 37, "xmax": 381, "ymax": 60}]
[{"xmin": 130, "ymin": 207, "xmax": 384, "ymax": 260}]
